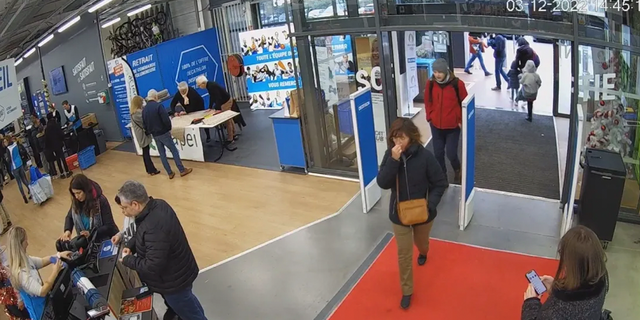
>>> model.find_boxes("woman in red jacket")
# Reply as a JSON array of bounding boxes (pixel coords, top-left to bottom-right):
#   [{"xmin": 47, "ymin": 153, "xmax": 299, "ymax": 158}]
[{"xmin": 425, "ymin": 59, "xmax": 468, "ymax": 184}]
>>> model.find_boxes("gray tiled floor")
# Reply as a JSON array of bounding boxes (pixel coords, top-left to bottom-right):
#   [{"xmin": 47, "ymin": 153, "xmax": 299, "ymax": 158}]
[{"xmin": 153, "ymin": 187, "xmax": 640, "ymax": 320}]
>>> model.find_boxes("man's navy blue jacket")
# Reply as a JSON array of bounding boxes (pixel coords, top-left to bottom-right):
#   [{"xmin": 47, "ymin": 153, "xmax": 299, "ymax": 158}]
[{"xmin": 142, "ymin": 100, "xmax": 172, "ymax": 137}]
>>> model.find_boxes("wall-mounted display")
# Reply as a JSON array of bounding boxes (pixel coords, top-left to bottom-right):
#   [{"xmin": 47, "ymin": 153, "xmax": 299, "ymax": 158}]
[
  {"xmin": 49, "ymin": 66, "xmax": 68, "ymax": 95},
  {"xmin": 240, "ymin": 25, "xmax": 299, "ymax": 110}
]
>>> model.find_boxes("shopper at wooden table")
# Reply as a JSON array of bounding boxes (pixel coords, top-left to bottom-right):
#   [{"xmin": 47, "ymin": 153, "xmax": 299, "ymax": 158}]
[
  {"xmin": 130, "ymin": 96, "xmax": 160, "ymax": 176},
  {"xmin": 196, "ymin": 75, "xmax": 236, "ymax": 145},
  {"xmin": 170, "ymin": 81, "xmax": 211, "ymax": 143},
  {"xmin": 142, "ymin": 90, "xmax": 193, "ymax": 179}
]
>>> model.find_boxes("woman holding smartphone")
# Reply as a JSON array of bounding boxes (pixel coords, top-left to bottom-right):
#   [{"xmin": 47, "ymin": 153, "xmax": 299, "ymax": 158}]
[
  {"xmin": 522, "ymin": 225, "xmax": 609, "ymax": 320},
  {"xmin": 7, "ymin": 227, "xmax": 72, "ymax": 320}
]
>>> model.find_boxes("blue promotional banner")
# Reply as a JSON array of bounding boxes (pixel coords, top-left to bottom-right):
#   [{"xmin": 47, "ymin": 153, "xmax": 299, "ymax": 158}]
[
  {"xmin": 107, "ymin": 58, "xmax": 137, "ymax": 138},
  {"xmin": 240, "ymin": 26, "xmax": 298, "ymax": 110},
  {"xmin": 459, "ymin": 94, "xmax": 476, "ymax": 230},
  {"xmin": 155, "ymin": 28, "xmax": 225, "ymax": 109},
  {"xmin": 126, "ymin": 47, "xmax": 165, "ymax": 102},
  {"xmin": 350, "ymin": 87, "xmax": 381, "ymax": 213}
]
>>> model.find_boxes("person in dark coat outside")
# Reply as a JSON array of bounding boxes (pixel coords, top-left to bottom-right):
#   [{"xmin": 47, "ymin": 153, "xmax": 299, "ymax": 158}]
[
  {"xmin": 115, "ymin": 180, "xmax": 207, "ymax": 320},
  {"xmin": 507, "ymin": 60, "xmax": 522, "ymax": 103},
  {"xmin": 170, "ymin": 81, "xmax": 211, "ymax": 143},
  {"xmin": 376, "ymin": 118, "xmax": 449, "ymax": 309},
  {"xmin": 515, "ymin": 37, "xmax": 540, "ymax": 70},
  {"xmin": 521, "ymin": 225, "xmax": 610, "ymax": 320},
  {"xmin": 488, "ymin": 33, "xmax": 509, "ymax": 90}
]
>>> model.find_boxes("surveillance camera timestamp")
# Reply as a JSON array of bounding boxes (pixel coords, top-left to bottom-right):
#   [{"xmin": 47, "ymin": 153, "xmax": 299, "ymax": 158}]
[{"xmin": 506, "ymin": 0, "xmax": 636, "ymax": 13}]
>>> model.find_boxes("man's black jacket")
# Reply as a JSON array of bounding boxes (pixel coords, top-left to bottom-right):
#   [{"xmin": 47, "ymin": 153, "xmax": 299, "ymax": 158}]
[{"xmin": 123, "ymin": 198, "xmax": 199, "ymax": 294}]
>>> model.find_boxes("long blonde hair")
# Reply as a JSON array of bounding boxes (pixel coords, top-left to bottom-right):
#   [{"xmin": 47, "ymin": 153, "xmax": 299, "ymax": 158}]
[
  {"xmin": 7, "ymin": 227, "xmax": 30, "ymax": 291},
  {"xmin": 129, "ymin": 96, "xmax": 145, "ymax": 115}
]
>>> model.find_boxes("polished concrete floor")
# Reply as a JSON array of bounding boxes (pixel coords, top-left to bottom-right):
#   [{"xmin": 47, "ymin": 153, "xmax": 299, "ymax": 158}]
[{"xmin": 148, "ymin": 186, "xmax": 639, "ymax": 319}]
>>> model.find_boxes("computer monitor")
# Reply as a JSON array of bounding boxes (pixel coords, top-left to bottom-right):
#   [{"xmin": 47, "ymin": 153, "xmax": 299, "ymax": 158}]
[{"xmin": 41, "ymin": 267, "xmax": 74, "ymax": 320}]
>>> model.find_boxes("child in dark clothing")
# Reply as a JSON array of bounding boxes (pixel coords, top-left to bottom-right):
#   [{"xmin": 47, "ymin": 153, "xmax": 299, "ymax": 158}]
[{"xmin": 507, "ymin": 60, "xmax": 521, "ymax": 103}]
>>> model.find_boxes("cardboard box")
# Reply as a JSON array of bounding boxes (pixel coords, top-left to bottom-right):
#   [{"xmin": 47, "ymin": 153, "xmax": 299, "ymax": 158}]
[{"xmin": 81, "ymin": 113, "xmax": 98, "ymax": 128}]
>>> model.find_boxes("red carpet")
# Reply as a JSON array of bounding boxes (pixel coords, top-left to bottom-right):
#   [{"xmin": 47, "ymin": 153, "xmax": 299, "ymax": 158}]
[{"xmin": 329, "ymin": 238, "xmax": 558, "ymax": 320}]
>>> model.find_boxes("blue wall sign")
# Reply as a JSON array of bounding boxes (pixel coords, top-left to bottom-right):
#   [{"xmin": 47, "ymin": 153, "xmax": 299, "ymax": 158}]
[
  {"xmin": 126, "ymin": 48, "xmax": 164, "ymax": 100},
  {"xmin": 351, "ymin": 87, "xmax": 381, "ymax": 213}
]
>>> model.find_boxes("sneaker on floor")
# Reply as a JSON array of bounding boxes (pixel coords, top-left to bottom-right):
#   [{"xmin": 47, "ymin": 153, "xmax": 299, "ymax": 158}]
[
  {"xmin": 149, "ymin": 171, "xmax": 161, "ymax": 176},
  {"xmin": 169, "ymin": 172, "xmax": 175, "ymax": 180},
  {"xmin": 491, "ymin": 87, "xmax": 501, "ymax": 91},
  {"xmin": 400, "ymin": 295, "xmax": 412, "ymax": 309},
  {"xmin": 464, "ymin": 70, "xmax": 472, "ymax": 75},
  {"xmin": 180, "ymin": 168, "xmax": 193, "ymax": 177},
  {"xmin": 485, "ymin": 72, "xmax": 493, "ymax": 76},
  {"xmin": 417, "ymin": 254, "xmax": 427, "ymax": 266},
  {"xmin": 23, "ymin": 196, "xmax": 28, "ymax": 204}
]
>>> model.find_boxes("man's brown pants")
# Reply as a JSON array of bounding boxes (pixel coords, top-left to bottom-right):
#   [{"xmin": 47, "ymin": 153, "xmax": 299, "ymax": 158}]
[
  {"xmin": 221, "ymin": 99, "xmax": 235, "ymax": 141},
  {"xmin": 392, "ymin": 220, "xmax": 434, "ymax": 296}
]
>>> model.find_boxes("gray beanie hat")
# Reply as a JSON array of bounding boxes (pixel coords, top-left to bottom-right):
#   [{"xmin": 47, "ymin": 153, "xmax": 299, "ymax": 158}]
[{"xmin": 432, "ymin": 58, "xmax": 449, "ymax": 73}]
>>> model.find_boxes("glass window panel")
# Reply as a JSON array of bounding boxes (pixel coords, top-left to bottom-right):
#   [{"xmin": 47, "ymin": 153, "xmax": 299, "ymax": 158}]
[
  {"xmin": 578, "ymin": 44, "xmax": 640, "ymax": 215},
  {"xmin": 259, "ymin": 0, "xmax": 291, "ymax": 27}
]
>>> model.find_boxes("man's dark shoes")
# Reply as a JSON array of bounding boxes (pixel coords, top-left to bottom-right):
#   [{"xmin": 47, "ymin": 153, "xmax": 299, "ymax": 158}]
[
  {"xmin": 169, "ymin": 172, "xmax": 175, "ymax": 179},
  {"xmin": 453, "ymin": 169, "xmax": 462, "ymax": 184},
  {"xmin": 400, "ymin": 295, "xmax": 412, "ymax": 309},
  {"xmin": 464, "ymin": 70, "xmax": 472, "ymax": 75},
  {"xmin": 417, "ymin": 254, "xmax": 427, "ymax": 266},
  {"xmin": 491, "ymin": 87, "xmax": 501, "ymax": 91},
  {"xmin": 149, "ymin": 171, "xmax": 161, "ymax": 176},
  {"xmin": 525, "ymin": 116, "xmax": 532, "ymax": 122}
]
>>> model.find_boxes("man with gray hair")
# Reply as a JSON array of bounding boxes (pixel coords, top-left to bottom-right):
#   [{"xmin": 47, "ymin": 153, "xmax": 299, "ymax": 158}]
[
  {"xmin": 196, "ymin": 75, "xmax": 236, "ymax": 144},
  {"xmin": 115, "ymin": 180, "xmax": 206, "ymax": 320},
  {"xmin": 170, "ymin": 81, "xmax": 211, "ymax": 142},
  {"xmin": 142, "ymin": 89, "xmax": 193, "ymax": 179}
]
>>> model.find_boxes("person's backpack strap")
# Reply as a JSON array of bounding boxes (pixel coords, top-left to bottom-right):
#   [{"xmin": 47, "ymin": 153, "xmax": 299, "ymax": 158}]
[
  {"xmin": 451, "ymin": 78, "xmax": 462, "ymax": 106},
  {"xmin": 428, "ymin": 80, "xmax": 434, "ymax": 103}
]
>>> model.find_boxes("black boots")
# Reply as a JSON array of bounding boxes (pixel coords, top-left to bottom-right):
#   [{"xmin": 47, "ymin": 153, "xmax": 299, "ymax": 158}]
[{"xmin": 400, "ymin": 295, "xmax": 412, "ymax": 309}]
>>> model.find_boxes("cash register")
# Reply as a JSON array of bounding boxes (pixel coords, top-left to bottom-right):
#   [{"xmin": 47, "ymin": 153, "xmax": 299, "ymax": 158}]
[{"xmin": 41, "ymin": 230, "xmax": 112, "ymax": 320}]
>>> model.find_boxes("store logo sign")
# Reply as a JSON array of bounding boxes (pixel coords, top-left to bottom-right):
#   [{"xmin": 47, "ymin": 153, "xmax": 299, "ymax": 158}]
[
  {"xmin": 581, "ymin": 73, "xmax": 618, "ymax": 101},
  {"xmin": 356, "ymin": 66, "xmax": 382, "ymax": 91}
]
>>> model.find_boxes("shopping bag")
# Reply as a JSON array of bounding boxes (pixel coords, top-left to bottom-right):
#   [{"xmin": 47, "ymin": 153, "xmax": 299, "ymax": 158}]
[
  {"xmin": 29, "ymin": 166, "xmax": 43, "ymax": 184},
  {"xmin": 37, "ymin": 175, "xmax": 54, "ymax": 199},
  {"xmin": 29, "ymin": 182, "xmax": 47, "ymax": 204}
]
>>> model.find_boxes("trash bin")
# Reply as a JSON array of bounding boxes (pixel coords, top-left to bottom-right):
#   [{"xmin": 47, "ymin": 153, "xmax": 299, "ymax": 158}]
[{"xmin": 578, "ymin": 148, "xmax": 626, "ymax": 249}]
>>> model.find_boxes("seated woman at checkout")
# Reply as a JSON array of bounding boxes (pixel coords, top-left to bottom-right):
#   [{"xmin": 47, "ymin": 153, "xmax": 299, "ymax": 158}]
[
  {"xmin": 170, "ymin": 81, "xmax": 211, "ymax": 143},
  {"xmin": 7, "ymin": 226, "xmax": 72, "ymax": 320},
  {"xmin": 59, "ymin": 174, "xmax": 119, "ymax": 243}
]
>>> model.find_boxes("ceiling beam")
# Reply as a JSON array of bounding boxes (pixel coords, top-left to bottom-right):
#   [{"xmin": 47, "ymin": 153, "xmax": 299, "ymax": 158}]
[
  {"xmin": 0, "ymin": 0, "xmax": 29, "ymax": 38},
  {"xmin": 17, "ymin": 0, "xmax": 80, "ymax": 48},
  {"xmin": 0, "ymin": 0, "xmax": 21, "ymax": 26}
]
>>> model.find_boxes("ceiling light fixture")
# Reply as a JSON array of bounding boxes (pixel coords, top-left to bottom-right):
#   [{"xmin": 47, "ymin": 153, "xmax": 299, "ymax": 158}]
[
  {"xmin": 38, "ymin": 34, "xmax": 54, "ymax": 47},
  {"xmin": 15, "ymin": 58, "xmax": 23, "ymax": 66},
  {"xmin": 88, "ymin": 0, "xmax": 113, "ymax": 13},
  {"xmin": 127, "ymin": 4, "xmax": 152, "ymax": 16},
  {"xmin": 101, "ymin": 17, "xmax": 121, "ymax": 29},
  {"xmin": 23, "ymin": 48, "xmax": 36, "ymax": 58},
  {"xmin": 58, "ymin": 16, "xmax": 81, "ymax": 33}
]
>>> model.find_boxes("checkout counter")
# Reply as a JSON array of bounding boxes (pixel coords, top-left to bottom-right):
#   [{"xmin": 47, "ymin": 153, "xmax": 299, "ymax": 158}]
[{"xmin": 42, "ymin": 238, "xmax": 159, "ymax": 320}]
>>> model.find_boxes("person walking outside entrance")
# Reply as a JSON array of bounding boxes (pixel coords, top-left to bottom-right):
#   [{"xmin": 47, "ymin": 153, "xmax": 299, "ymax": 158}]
[
  {"xmin": 488, "ymin": 33, "xmax": 509, "ymax": 90},
  {"xmin": 425, "ymin": 58, "xmax": 468, "ymax": 184},
  {"xmin": 142, "ymin": 90, "xmax": 192, "ymax": 179},
  {"xmin": 115, "ymin": 181, "xmax": 207, "ymax": 320},
  {"xmin": 463, "ymin": 33, "xmax": 491, "ymax": 76}
]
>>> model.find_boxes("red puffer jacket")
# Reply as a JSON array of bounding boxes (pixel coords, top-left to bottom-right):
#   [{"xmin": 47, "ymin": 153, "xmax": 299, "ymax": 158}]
[{"xmin": 425, "ymin": 76, "xmax": 468, "ymax": 130}]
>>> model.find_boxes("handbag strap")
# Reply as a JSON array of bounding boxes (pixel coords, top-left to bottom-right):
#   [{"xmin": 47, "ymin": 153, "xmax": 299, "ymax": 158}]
[{"xmin": 396, "ymin": 157, "xmax": 412, "ymax": 201}]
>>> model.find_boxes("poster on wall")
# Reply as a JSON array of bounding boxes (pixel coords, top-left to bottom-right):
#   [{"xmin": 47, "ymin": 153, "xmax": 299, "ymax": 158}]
[
  {"xmin": 107, "ymin": 58, "xmax": 138, "ymax": 139},
  {"xmin": 405, "ymin": 31, "xmax": 419, "ymax": 101},
  {"xmin": 0, "ymin": 59, "xmax": 22, "ymax": 129},
  {"xmin": 239, "ymin": 25, "xmax": 298, "ymax": 110}
]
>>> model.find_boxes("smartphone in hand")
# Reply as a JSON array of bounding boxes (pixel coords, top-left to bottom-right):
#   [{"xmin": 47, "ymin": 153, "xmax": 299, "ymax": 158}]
[{"xmin": 525, "ymin": 269, "xmax": 547, "ymax": 295}]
